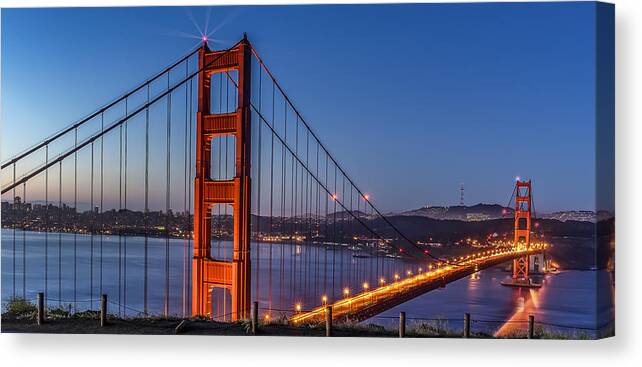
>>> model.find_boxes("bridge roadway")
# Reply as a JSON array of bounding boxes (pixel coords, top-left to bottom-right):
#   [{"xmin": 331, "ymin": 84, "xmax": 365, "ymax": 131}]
[{"xmin": 290, "ymin": 244, "xmax": 547, "ymax": 324}]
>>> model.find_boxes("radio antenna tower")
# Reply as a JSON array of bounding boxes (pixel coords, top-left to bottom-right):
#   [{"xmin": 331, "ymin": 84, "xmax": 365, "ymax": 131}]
[{"xmin": 459, "ymin": 183, "xmax": 465, "ymax": 206}]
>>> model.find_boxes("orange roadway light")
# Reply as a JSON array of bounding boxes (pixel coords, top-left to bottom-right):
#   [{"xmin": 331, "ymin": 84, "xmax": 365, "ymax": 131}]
[
  {"xmin": 394, "ymin": 274, "xmax": 400, "ymax": 281},
  {"xmin": 322, "ymin": 295, "xmax": 328, "ymax": 304},
  {"xmin": 343, "ymin": 287, "xmax": 350, "ymax": 297},
  {"xmin": 380, "ymin": 277, "xmax": 386, "ymax": 285},
  {"xmin": 363, "ymin": 282, "xmax": 369, "ymax": 290},
  {"xmin": 295, "ymin": 303, "xmax": 302, "ymax": 312}
]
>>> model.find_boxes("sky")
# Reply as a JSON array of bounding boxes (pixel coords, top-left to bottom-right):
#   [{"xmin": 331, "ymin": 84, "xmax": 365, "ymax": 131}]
[{"xmin": 1, "ymin": 3, "xmax": 609, "ymax": 213}]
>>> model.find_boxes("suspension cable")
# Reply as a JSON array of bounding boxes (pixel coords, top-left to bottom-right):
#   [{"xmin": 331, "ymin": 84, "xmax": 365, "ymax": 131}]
[
  {"xmin": 252, "ymin": 104, "xmax": 426, "ymax": 260},
  {"xmin": 1, "ymin": 46, "xmax": 201, "ymax": 170},
  {"xmin": 228, "ymin": 54, "xmax": 462, "ymax": 266},
  {"xmin": 2, "ymin": 40, "xmax": 244, "ymax": 196}
]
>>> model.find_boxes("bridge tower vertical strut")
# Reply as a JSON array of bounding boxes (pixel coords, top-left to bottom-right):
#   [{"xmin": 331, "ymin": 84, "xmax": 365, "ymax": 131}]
[
  {"xmin": 512, "ymin": 180, "xmax": 532, "ymax": 280},
  {"xmin": 193, "ymin": 36, "xmax": 252, "ymax": 320}
]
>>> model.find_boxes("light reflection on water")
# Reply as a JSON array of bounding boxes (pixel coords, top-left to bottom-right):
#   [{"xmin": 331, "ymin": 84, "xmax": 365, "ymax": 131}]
[
  {"xmin": 368, "ymin": 267, "xmax": 614, "ymax": 337},
  {"xmin": 1, "ymin": 229, "xmax": 613, "ymax": 337}
]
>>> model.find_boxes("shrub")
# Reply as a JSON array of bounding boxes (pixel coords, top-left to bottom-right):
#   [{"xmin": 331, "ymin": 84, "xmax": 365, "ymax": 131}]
[{"xmin": 2, "ymin": 297, "xmax": 37, "ymax": 319}]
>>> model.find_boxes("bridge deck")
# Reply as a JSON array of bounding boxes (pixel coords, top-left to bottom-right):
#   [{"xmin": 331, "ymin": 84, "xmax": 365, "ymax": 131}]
[{"xmin": 291, "ymin": 246, "xmax": 547, "ymax": 324}]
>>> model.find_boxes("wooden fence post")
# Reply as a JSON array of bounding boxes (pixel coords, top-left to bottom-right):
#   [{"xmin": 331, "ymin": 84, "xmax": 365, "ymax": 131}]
[
  {"xmin": 399, "ymin": 311, "xmax": 406, "ymax": 338},
  {"xmin": 37, "ymin": 292, "xmax": 44, "ymax": 325},
  {"xmin": 326, "ymin": 306, "xmax": 333, "ymax": 337},
  {"xmin": 527, "ymin": 315, "xmax": 535, "ymax": 339},
  {"xmin": 100, "ymin": 294, "xmax": 107, "ymax": 327},
  {"xmin": 252, "ymin": 301, "xmax": 259, "ymax": 334},
  {"xmin": 463, "ymin": 313, "xmax": 470, "ymax": 338}
]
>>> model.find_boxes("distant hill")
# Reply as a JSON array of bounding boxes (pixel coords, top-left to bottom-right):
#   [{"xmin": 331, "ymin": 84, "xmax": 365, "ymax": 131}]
[
  {"xmin": 364, "ymin": 214, "xmax": 613, "ymax": 270},
  {"xmin": 541, "ymin": 210, "xmax": 600, "ymax": 223},
  {"xmin": 395, "ymin": 204, "xmax": 605, "ymax": 223},
  {"xmin": 396, "ymin": 204, "xmax": 513, "ymax": 221},
  {"xmin": 329, "ymin": 210, "xmax": 369, "ymax": 220}
]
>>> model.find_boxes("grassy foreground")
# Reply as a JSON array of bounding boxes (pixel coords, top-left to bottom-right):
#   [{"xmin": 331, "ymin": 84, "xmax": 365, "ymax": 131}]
[{"xmin": 1, "ymin": 298, "xmax": 603, "ymax": 338}]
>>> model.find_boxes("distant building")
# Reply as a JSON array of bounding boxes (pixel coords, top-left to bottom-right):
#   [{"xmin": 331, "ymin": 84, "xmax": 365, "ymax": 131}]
[
  {"xmin": 400, "ymin": 204, "xmax": 510, "ymax": 221},
  {"xmin": 466, "ymin": 213, "xmax": 490, "ymax": 222},
  {"xmin": 544, "ymin": 210, "xmax": 596, "ymax": 223}
]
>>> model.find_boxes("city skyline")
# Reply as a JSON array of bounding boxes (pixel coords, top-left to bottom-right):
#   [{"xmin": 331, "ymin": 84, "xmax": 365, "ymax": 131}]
[{"xmin": 1, "ymin": 4, "xmax": 608, "ymax": 212}]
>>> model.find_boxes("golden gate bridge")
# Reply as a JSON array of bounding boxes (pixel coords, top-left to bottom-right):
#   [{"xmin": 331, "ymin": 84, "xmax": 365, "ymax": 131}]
[{"xmin": 0, "ymin": 34, "xmax": 545, "ymax": 323}]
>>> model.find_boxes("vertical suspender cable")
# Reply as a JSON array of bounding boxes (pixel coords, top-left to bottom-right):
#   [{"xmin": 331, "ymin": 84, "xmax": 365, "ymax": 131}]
[
  {"xmin": 187, "ymin": 77, "xmax": 193, "ymax": 312},
  {"xmin": 340, "ymin": 175, "xmax": 345, "ymax": 290},
  {"xmin": 331, "ymin": 164, "xmax": 336, "ymax": 298},
  {"xmin": 58, "ymin": 161, "xmax": 62, "ymax": 306},
  {"xmin": 304, "ymin": 130, "xmax": 311, "ymax": 298},
  {"xmin": 123, "ymin": 98, "xmax": 128, "ymax": 315},
  {"xmin": 100, "ymin": 112, "xmax": 104, "ymax": 303},
  {"xmin": 22, "ymin": 182, "xmax": 26, "ymax": 299},
  {"xmin": 263, "ymin": 68, "xmax": 275, "ymax": 313},
  {"xmin": 349, "ymin": 185, "xmax": 353, "ymax": 288},
  {"xmin": 266, "ymin": 80, "xmax": 276, "ymax": 313},
  {"xmin": 277, "ymin": 83, "xmax": 285, "ymax": 311},
  {"xmin": 324, "ymin": 152, "xmax": 328, "ymax": 298},
  {"xmin": 182, "ymin": 61, "xmax": 189, "ymax": 317},
  {"xmin": 90, "ymin": 142, "xmax": 94, "ymax": 308},
  {"xmin": 288, "ymin": 102, "xmax": 295, "ymax": 306},
  {"xmin": 165, "ymin": 79, "xmax": 172, "ymax": 317},
  {"xmin": 293, "ymin": 113, "xmax": 299, "ymax": 305},
  {"xmin": 369, "ymin": 204, "xmax": 374, "ymax": 283},
  {"xmin": 118, "ymin": 120, "xmax": 123, "ymax": 316},
  {"xmin": 356, "ymin": 190, "xmax": 360, "ymax": 283},
  {"xmin": 45, "ymin": 145, "xmax": 49, "ymax": 303},
  {"xmin": 255, "ymin": 70, "xmax": 262, "ymax": 306},
  {"xmin": 73, "ymin": 127, "xmax": 78, "ymax": 310},
  {"xmin": 144, "ymin": 84, "xmax": 150, "ymax": 315},
  {"xmin": 314, "ymin": 144, "xmax": 318, "ymax": 297},
  {"xmin": 12, "ymin": 164, "xmax": 16, "ymax": 298}
]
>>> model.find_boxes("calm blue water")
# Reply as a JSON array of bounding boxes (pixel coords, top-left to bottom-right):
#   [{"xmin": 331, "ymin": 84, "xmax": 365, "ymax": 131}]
[
  {"xmin": 1, "ymin": 229, "xmax": 412, "ymax": 319},
  {"xmin": 370, "ymin": 268, "xmax": 614, "ymax": 336},
  {"xmin": 1, "ymin": 229, "xmax": 613, "ymax": 336}
]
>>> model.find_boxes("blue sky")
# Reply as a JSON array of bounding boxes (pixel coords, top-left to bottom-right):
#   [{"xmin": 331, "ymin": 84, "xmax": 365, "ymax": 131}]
[{"xmin": 1, "ymin": 3, "xmax": 604, "ymax": 212}]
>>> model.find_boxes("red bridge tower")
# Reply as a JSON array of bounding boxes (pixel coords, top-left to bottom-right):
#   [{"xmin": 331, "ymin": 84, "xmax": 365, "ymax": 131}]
[
  {"xmin": 192, "ymin": 36, "xmax": 252, "ymax": 320},
  {"xmin": 502, "ymin": 179, "xmax": 541, "ymax": 288},
  {"xmin": 512, "ymin": 180, "xmax": 532, "ymax": 280}
]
